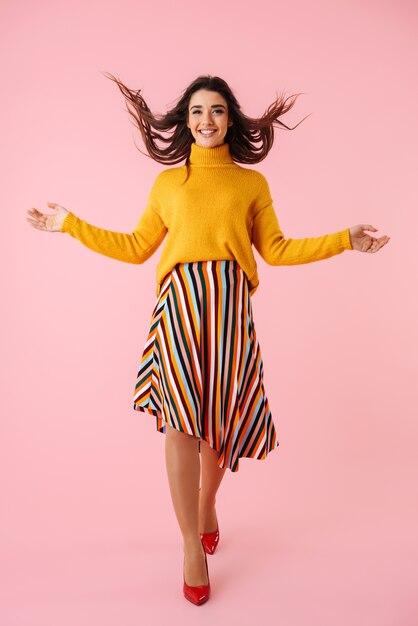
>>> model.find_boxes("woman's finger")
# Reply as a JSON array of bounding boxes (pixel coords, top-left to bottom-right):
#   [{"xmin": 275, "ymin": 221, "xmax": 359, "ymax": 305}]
[
  {"xmin": 27, "ymin": 219, "xmax": 45, "ymax": 230},
  {"xmin": 370, "ymin": 238, "xmax": 387, "ymax": 253}
]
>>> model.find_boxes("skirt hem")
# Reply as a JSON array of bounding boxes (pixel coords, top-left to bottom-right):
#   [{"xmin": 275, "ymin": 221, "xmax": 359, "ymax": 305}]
[{"xmin": 133, "ymin": 403, "xmax": 280, "ymax": 473}]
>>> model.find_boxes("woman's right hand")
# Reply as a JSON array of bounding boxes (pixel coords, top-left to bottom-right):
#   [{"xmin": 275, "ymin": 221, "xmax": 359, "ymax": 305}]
[{"xmin": 26, "ymin": 203, "xmax": 70, "ymax": 232}]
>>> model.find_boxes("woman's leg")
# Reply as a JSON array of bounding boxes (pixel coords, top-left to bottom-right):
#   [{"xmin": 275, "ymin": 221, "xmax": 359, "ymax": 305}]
[
  {"xmin": 164, "ymin": 423, "xmax": 208, "ymax": 586},
  {"xmin": 199, "ymin": 439, "xmax": 227, "ymax": 533}
]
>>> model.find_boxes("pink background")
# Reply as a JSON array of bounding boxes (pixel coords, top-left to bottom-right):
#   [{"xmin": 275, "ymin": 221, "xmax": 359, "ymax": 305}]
[{"xmin": 1, "ymin": 0, "xmax": 417, "ymax": 624}]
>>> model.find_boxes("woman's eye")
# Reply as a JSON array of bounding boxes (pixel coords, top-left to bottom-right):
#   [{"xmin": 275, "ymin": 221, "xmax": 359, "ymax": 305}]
[{"xmin": 192, "ymin": 109, "xmax": 224, "ymax": 115}]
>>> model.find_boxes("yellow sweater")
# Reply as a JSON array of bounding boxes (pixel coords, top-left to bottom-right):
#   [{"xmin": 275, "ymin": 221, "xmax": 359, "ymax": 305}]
[{"xmin": 61, "ymin": 141, "xmax": 352, "ymax": 296}]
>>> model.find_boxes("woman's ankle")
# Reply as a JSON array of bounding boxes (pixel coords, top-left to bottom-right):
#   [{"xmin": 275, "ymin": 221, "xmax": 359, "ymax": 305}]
[{"xmin": 183, "ymin": 536, "xmax": 205, "ymax": 552}]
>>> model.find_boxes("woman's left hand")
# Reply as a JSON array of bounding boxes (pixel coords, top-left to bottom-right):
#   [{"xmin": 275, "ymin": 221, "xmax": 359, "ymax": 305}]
[{"xmin": 349, "ymin": 224, "xmax": 390, "ymax": 253}]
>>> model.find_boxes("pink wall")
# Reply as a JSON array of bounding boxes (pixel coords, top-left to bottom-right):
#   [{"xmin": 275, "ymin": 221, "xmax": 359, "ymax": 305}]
[{"xmin": 1, "ymin": 0, "xmax": 417, "ymax": 624}]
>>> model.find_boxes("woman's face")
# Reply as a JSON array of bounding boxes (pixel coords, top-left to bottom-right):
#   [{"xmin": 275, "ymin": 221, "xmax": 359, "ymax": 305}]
[{"xmin": 187, "ymin": 89, "xmax": 232, "ymax": 148}]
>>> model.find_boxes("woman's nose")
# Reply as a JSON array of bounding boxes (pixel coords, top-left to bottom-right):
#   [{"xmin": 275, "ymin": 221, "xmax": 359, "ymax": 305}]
[{"xmin": 202, "ymin": 112, "xmax": 213, "ymax": 123}]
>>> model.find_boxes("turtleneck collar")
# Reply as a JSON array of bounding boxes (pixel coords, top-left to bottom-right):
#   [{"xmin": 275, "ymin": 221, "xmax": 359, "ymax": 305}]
[{"xmin": 188, "ymin": 141, "xmax": 234, "ymax": 166}]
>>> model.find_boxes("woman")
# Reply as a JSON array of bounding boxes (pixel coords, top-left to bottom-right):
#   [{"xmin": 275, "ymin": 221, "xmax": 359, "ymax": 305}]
[{"xmin": 26, "ymin": 74, "xmax": 390, "ymax": 606}]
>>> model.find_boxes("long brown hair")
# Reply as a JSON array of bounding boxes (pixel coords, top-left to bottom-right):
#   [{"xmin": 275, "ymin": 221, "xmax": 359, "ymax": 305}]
[{"xmin": 102, "ymin": 72, "xmax": 310, "ymax": 177}]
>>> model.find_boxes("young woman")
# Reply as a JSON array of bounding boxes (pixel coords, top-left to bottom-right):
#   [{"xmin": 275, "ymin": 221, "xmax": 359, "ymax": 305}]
[{"xmin": 26, "ymin": 74, "xmax": 390, "ymax": 605}]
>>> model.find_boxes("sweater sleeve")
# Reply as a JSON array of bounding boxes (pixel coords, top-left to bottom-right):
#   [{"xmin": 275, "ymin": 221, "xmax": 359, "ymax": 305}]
[
  {"xmin": 60, "ymin": 175, "xmax": 168, "ymax": 264},
  {"xmin": 251, "ymin": 174, "xmax": 352, "ymax": 265}
]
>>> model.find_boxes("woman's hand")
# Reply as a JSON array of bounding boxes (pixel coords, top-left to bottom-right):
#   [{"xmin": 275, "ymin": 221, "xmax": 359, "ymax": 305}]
[
  {"xmin": 349, "ymin": 224, "xmax": 390, "ymax": 253},
  {"xmin": 26, "ymin": 203, "xmax": 69, "ymax": 232}
]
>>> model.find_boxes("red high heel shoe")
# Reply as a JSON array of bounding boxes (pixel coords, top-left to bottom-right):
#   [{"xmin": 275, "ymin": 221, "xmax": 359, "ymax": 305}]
[
  {"xmin": 200, "ymin": 525, "xmax": 220, "ymax": 555},
  {"xmin": 183, "ymin": 541, "xmax": 211, "ymax": 605}
]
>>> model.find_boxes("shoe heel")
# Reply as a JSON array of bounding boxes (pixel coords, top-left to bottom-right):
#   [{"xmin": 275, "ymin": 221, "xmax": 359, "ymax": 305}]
[{"xmin": 200, "ymin": 526, "xmax": 220, "ymax": 554}]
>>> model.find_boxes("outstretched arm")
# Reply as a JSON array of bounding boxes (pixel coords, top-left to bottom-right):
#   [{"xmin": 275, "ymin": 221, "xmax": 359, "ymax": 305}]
[
  {"xmin": 27, "ymin": 172, "xmax": 169, "ymax": 264},
  {"xmin": 60, "ymin": 204, "xmax": 167, "ymax": 264},
  {"xmin": 251, "ymin": 173, "xmax": 390, "ymax": 263},
  {"xmin": 252, "ymin": 201, "xmax": 353, "ymax": 265},
  {"xmin": 27, "ymin": 202, "xmax": 167, "ymax": 264}
]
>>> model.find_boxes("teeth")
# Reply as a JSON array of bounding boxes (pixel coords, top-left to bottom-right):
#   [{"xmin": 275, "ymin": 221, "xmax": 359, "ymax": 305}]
[{"xmin": 200, "ymin": 130, "xmax": 215, "ymax": 134}]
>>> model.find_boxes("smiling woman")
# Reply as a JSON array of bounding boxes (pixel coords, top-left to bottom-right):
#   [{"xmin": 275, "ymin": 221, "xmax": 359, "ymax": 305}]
[{"xmin": 187, "ymin": 91, "xmax": 233, "ymax": 148}]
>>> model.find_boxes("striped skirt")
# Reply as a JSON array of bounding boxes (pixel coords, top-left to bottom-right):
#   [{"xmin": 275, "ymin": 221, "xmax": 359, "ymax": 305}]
[{"xmin": 132, "ymin": 260, "xmax": 279, "ymax": 473}]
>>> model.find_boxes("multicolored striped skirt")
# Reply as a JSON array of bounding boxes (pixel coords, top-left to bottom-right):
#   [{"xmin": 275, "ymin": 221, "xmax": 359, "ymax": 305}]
[{"xmin": 132, "ymin": 260, "xmax": 279, "ymax": 473}]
